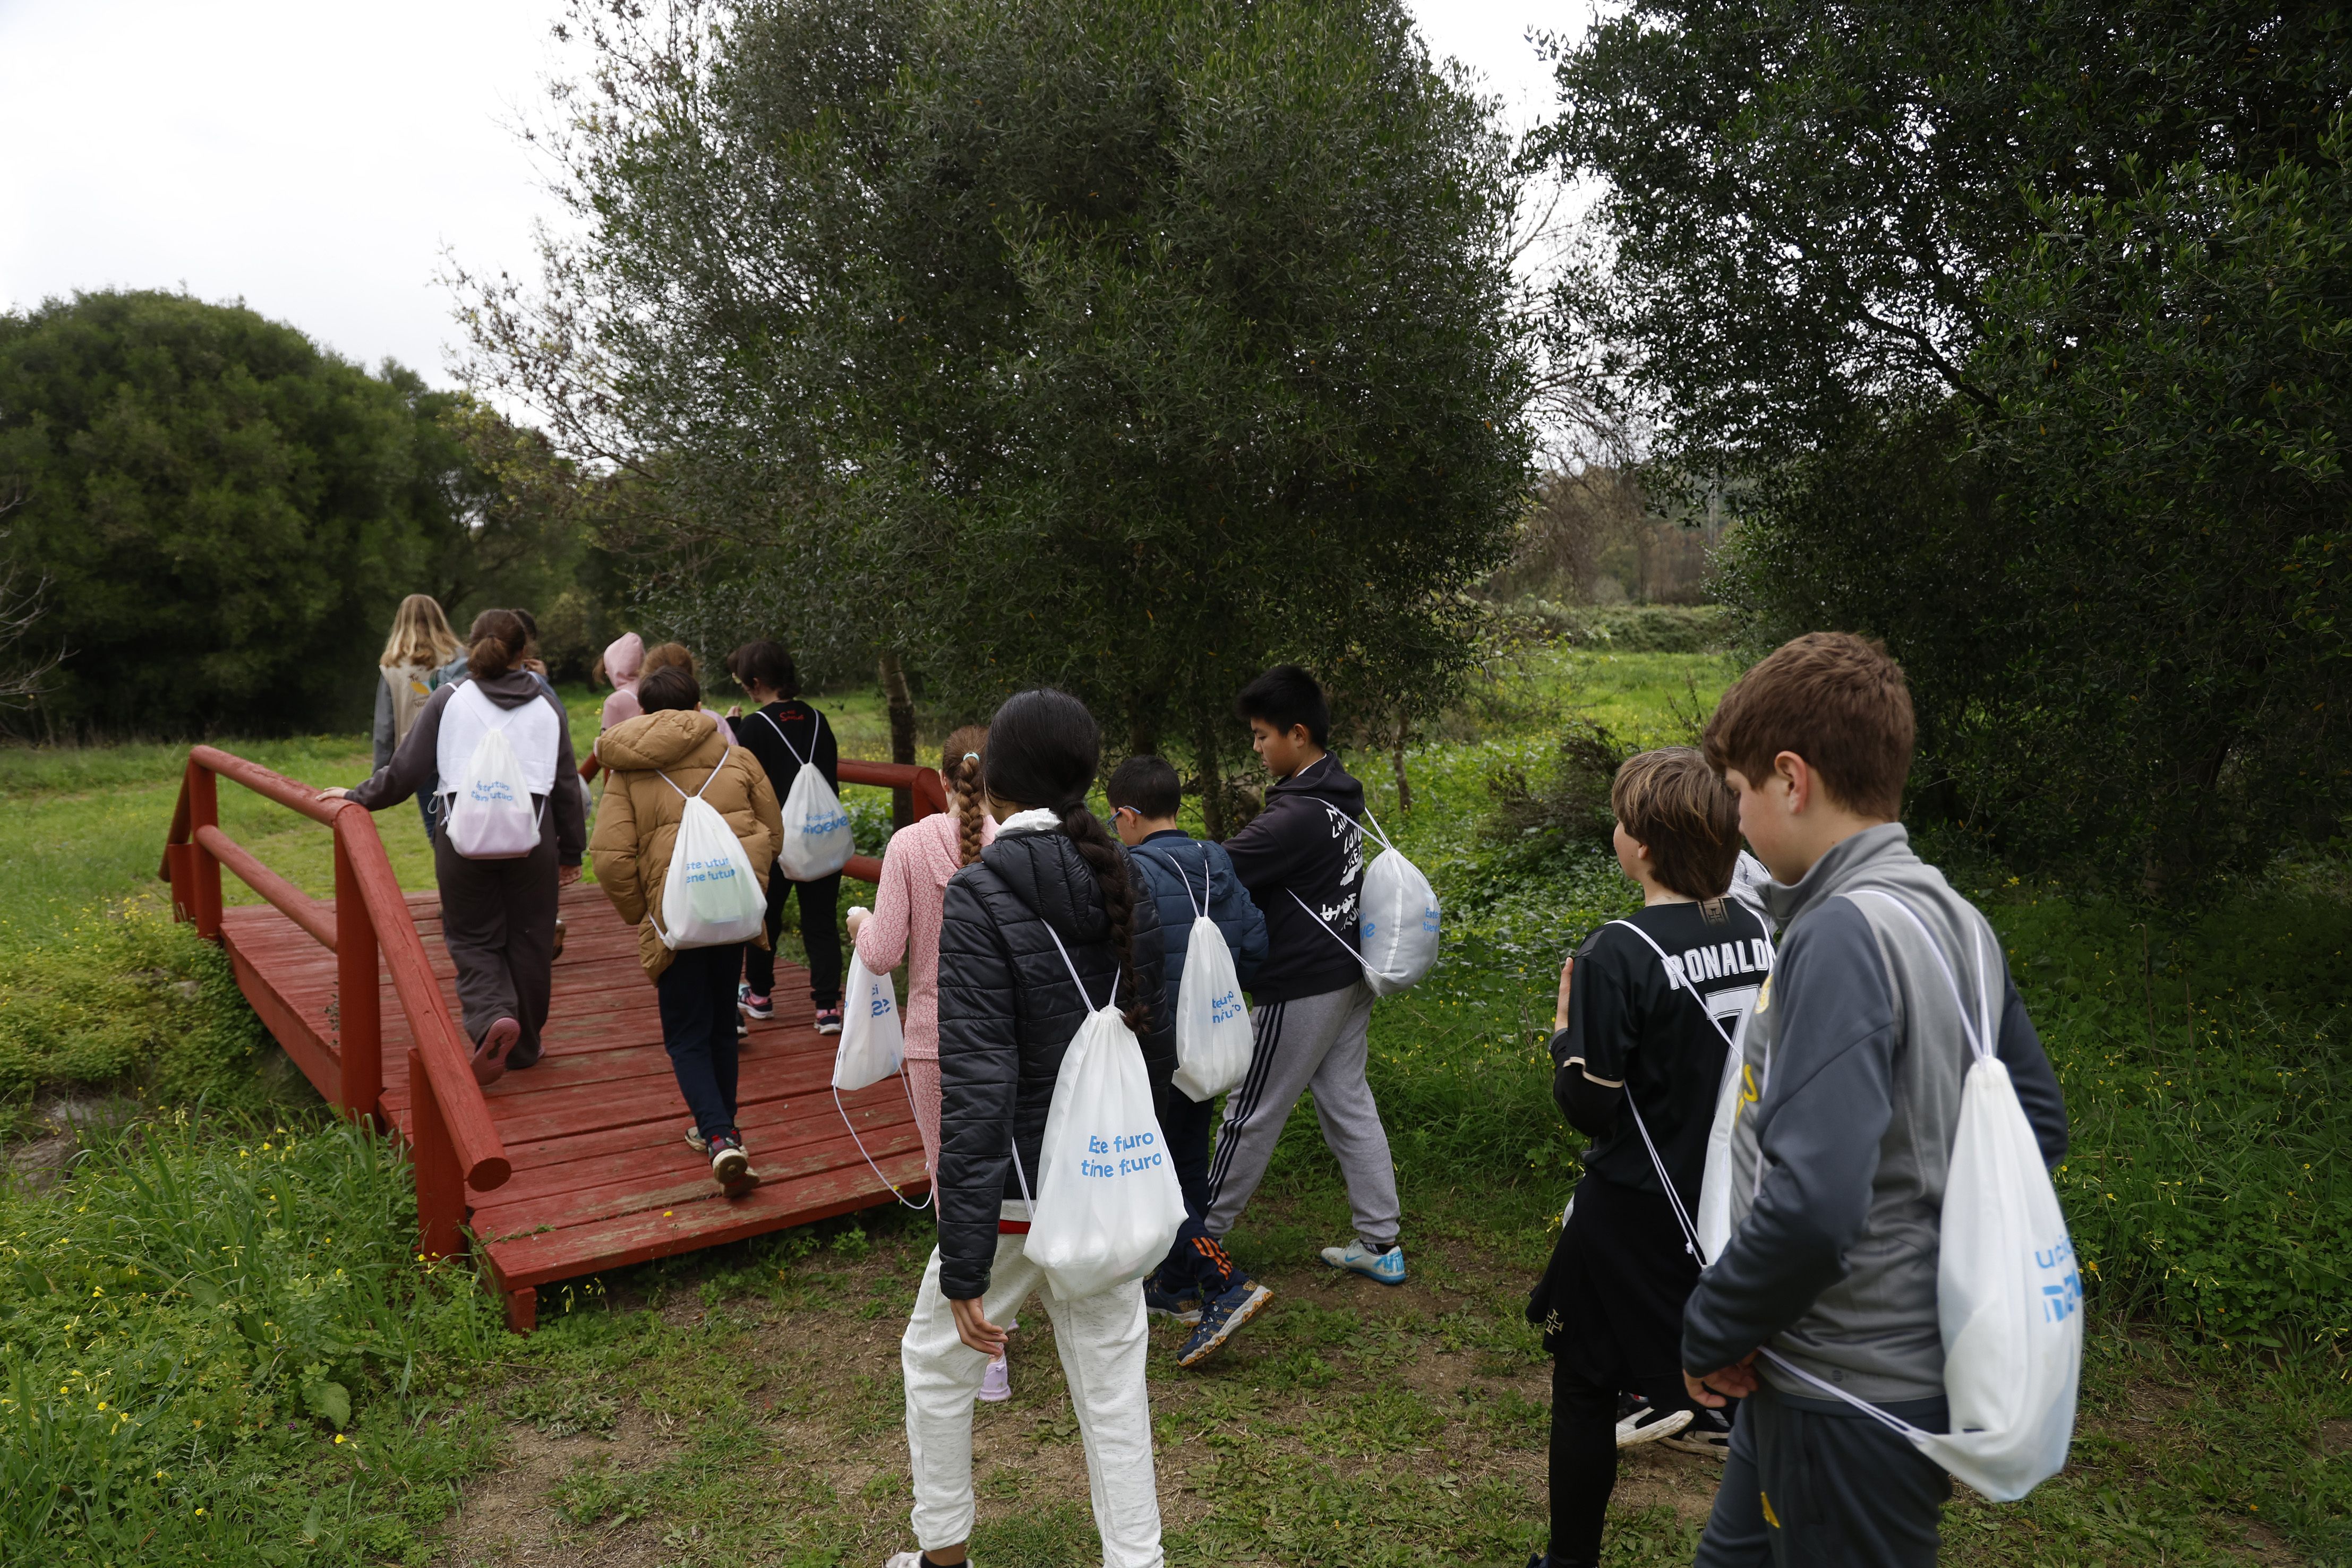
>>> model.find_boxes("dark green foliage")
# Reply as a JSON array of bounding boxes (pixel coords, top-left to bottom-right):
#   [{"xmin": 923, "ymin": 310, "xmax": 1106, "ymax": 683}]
[
  {"xmin": 1544, "ymin": 2, "xmax": 2352, "ymax": 886},
  {"xmin": 464, "ymin": 0, "xmax": 1534, "ymax": 800},
  {"xmin": 1482, "ymin": 719, "xmax": 1635, "ymax": 860},
  {"xmin": 0, "ymin": 292, "xmax": 427, "ymax": 735}
]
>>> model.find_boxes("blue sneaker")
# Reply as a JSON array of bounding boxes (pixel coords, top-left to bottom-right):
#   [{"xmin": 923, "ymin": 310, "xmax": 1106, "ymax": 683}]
[
  {"xmin": 1319, "ymin": 1239, "xmax": 1407, "ymax": 1285},
  {"xmin": 1142, "ymin": 1278, "xmax": 1203, "ymax": 1325},
  {"xmin": 1176, "ymin": 1278, "xmax": 1272, "ymax": 1367}
]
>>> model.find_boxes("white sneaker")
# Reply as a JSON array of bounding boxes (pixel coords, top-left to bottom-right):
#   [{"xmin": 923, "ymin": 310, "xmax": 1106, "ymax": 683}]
[
  {"xmin": 977, "ymin": 1352, "xmax": 1010, "ymax": 1403},
  {"xmin": 1319, "ymin": 1238, "xmax": 1408, "ymax": 1285},
  {"xmin": 1616, "ymin": 1405, "xmax": 1694, "ymax": 1448}
]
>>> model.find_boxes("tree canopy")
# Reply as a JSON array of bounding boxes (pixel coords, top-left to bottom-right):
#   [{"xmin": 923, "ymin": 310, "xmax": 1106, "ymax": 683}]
[
  {"xmin": 1545, "ymin": 1, "xmax": 2352, "ymax": 885},
  {"xmin": 0, "ymin": 290, "xmax": 612, "ymax": 736},
  {"xmin": 459, "ymin": 0, "xmax": 1535, "ymax": 820}
]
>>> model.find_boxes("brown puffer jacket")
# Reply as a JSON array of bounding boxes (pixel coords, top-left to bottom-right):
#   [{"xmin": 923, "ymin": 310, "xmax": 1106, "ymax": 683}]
[{"xmin": 590, "ymin": 709, "xmax": 784, "ymax": 980}]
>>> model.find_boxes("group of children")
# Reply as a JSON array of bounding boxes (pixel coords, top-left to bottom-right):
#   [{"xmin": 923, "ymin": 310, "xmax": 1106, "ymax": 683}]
[{"xmin": 349, "ymin": 608, "xmax": 2072, "ymax": 1568}]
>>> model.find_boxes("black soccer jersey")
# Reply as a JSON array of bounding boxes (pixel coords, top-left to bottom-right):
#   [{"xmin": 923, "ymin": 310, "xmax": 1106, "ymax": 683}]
[{"xmin": 1549, "ymin": 896, "xmax": 1774, "ymax": 1208}]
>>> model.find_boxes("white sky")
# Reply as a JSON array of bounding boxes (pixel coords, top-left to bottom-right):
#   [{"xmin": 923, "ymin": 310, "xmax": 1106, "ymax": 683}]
[{"xmin": 0, "ymin": 1, "xmax": 1580, "ymax": 387}]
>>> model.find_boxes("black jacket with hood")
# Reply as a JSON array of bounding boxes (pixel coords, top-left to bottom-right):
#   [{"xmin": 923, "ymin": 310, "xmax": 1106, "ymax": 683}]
[
  {"xmin": 1222, "ymin": 752, "xmax": 1366, "ymax": 1003},
  {"xmin": 934, "ymin": 822, "xmax": 1177, "ymax": 1300}
]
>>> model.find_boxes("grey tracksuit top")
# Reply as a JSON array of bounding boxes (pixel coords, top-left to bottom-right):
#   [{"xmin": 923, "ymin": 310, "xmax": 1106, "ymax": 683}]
[{"xmin": 1680, "ymin": 824, "xmax": 2068, "ymax": 1404}]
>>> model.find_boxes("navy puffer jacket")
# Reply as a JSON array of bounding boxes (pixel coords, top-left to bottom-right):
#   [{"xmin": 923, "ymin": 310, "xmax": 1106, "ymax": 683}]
[
  {"xmin": 1127, "ymin": 830, "xmax": 1268, "ymax": 998},
  {"xmin": 935, "ymin": 824, "xmax": 1176, "ymax": 1299}
]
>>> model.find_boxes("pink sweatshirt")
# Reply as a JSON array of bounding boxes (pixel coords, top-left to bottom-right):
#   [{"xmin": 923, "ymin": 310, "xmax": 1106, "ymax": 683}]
[{"xmin": 852, "ymin": 808, "xmax": 995, "ymax": 1060}]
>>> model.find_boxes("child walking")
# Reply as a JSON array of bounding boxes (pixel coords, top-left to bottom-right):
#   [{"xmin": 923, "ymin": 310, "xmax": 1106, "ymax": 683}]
[
  {"xmin": 372, "ymin": 594, "xmax": 461, "ymax": 842},
  {"xmin": 846, "ymin": 725, "xmax": 1007, "ymax": 1399},
  {"xmin": 1106, "ymin": 753, "xmax": 1272, "ymax": 1367},
  {"xmin": 893, "ymin": 689, "xmax": 1175, "ymax": 1568},
  {"xmin": 1524, "ymin": 749, "xmax": 1770, "ymax": 1568},
  {"xmin": 589, "ymin": 663, "xmax": 784, "ymax": 1194},
  {"xmin": 1202, "ymin": 665, "xmax": 1405, "ymax": 1284},
  {"xmin": 725, "ymin": 640, "xmax": 847, "ymax": 1033},
  {"xmin": 1681, "ymin": 633, "xmax": 2068, "ymax": 1566},
  {"xmin": 334, "ymin": 609, "xmax": 584, "ymax": 1084}
]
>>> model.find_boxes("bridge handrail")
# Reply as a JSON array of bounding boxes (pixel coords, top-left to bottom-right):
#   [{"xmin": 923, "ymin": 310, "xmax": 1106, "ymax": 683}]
[
  {"xmin": 160, "ymin": 745, "xmax": 513, "ymax": 1248},
  {"xmin": 577, "ymin": 750, "xmax": 946, "ymax": 882}
]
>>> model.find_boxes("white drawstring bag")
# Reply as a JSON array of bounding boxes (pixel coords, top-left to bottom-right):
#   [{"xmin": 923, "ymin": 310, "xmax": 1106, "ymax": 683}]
[
  {"xmin": 763, "ymin": 713, "xmax": 854, "ymax": 881},
  {"xmin": 655, "ymin": 768, "xmax": 767, "ymax": 949},
  {"xmin": 1356, "ymin": 810, "xmax": 1439, "ymax": 995},
  {"xmin": 1020, "ymin": 926, "xmax": 1186, "ymax": 1300},
  {"xmin": 1166, "ymin": 857, "xmax": 1252, "ymax": 1102},
  {"xmin": 831, "ymin": 954, "xmax": 932, "ymax": 1210},
  {"xmin": 1619, "ymin": 892, "xmax": 2080, "ymax": 1504},
  {"xmin": 444, "ymin": 721, "xmax": 543, "ymax": 860}
]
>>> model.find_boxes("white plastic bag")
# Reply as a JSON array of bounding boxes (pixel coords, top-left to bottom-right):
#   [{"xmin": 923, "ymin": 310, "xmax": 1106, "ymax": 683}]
[
  {"xmin": 1355, "ymin": 810, "xmax": 1438, "ymax": 995},
  {"xmin": 1167, "ymin": 859, "xmax": 1252, "ymax": 1102},
  {"xmin": 445, "ymin": 723, "xmax": 542, "ymax": 859},
  {"xmin": 763, "ymin": 714, "xmax": 854, "ymax": 881},
  {"xmin": 656, "ymin": 772, "xmax": 767, "ymax": 950},
  {"xmin": 1022, "ymin": 927, "xmax": 1186, "ymax": 1300},
  {"xmin": 833, "ymin": 954, "xmax": 906, "ymax": 1092}
]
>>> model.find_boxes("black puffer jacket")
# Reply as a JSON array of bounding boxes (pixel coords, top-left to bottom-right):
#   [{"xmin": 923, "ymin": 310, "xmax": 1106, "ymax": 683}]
[{"xmin": 935, "ymin": 825, "xmax": 1176, "ymax": 1299}]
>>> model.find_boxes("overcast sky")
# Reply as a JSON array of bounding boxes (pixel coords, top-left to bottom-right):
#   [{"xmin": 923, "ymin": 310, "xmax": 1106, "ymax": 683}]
[{"xmin": 0, "ymin": 1, "xmax": 1581, "ymax": 387}]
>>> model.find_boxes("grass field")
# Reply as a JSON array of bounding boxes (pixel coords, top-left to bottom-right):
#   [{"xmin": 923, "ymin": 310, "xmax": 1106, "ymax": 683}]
[{"xmin": 2, "ymin": 649, "xmax": 2347, "ymax": 1566}]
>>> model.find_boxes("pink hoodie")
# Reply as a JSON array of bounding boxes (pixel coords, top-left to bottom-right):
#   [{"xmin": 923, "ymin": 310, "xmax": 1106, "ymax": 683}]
[
  {"xmin": 599, "ymin": 633, "xmax": 645, "ymax": 731},
  {"xmin": 853, "ymin": 808, "xmax": 996, "ymax": 1061}
]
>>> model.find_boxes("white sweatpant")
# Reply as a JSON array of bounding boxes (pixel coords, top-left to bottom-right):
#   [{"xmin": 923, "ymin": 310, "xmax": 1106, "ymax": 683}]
[{"xmin": 900, "ymin": 1208, "xmax": 1164, "ymax": 1567}]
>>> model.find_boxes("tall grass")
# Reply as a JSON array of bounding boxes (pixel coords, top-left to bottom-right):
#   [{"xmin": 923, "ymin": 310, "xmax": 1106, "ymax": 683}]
[{"xmin": 0, "ymin": 1113, "xmax": 501, "ymax": 1564}]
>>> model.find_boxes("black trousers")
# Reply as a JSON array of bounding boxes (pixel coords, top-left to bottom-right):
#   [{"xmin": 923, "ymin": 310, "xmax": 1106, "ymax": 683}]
[
  {"xmin": 741, "ymin": 867, "xmax": 842, "ymax": 1008},
  {"xmin": 1151, "ymin": 1082, "xmax": 1236, "ymax": 1295},
  {"xmin": 1547, "ymin": 1352, "xmax": 1699, "ymax": 1564},
  {"xmin": 659, "ymin": 943, "xmax": 747, "ymax": 1140},
  {"xmin": 1692, "ymin": 1382, "xmax": 1952, "ymax": 1568}
]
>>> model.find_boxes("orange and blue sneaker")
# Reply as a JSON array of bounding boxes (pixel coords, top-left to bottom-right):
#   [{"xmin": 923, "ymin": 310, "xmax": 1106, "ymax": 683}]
[{"xmin": 1176, "ymin": 1277, "xmax": 1273, "ymax": 1368}]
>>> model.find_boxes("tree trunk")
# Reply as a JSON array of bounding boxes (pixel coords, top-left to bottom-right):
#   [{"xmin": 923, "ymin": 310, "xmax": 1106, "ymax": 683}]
[
  {"xmin": 879, "ymin": 650, "xmax": 917, "ymax": 829},
  {"xmin": 1194, "ymin": 720, "xmax": 1227, "ymax": 841},
  {"xmin": 1391, "ymin": 708, "xmax": 1413, "ymax": 813}
]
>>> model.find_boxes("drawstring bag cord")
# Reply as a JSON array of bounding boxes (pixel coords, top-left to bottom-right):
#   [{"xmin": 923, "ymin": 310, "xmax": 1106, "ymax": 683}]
[{"xmin": 834, "ymin": 1071, "xmax": 933, "ymax": 1210}]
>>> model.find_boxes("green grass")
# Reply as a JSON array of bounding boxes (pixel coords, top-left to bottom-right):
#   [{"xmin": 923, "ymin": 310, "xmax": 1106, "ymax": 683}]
[{"xmin": 1, "ymin": 646, "xmax": 2348, "ymax": 1564}]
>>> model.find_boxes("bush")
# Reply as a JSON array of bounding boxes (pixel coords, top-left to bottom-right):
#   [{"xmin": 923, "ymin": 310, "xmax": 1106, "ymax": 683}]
[{"xmin": 1508, "ymin": 602, "xmax": 1730, "ymax": 654}]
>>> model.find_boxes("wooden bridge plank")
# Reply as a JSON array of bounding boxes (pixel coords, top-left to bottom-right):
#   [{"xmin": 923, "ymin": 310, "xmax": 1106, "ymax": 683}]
[{"xmin": 220, "ymin": 875, "xmax": 924, "ymax": 1321}]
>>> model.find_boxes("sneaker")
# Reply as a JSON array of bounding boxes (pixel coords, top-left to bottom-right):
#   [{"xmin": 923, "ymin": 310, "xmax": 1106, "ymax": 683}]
[
  {"xmin": 978, "ymin": 1352, "xmax": 1011, "ymax": 1403},
  {"xmin": 884, "ymin": 1555, "xmax": 965, "ymax": 1568},
  {"xmin": 683, "ymin": 1125, "xmax": 709, "ymax": 1155},
  {"xmin": 707, "ymin": 1132, "xmax": 757, "ymax": 1195},
  {"xmin": 1616, "ymin": 1405, "xmax": 1694, "ymax": 1449},
  {"xmin": 1142, "ymin": 1278, "xmax": 1204, "ymax": 1325},
  {"xmin": 1662, "ymin": 1406, "xmax": 1732, "ymax": 1458},
  {"xmin": 1176, "ymin": 1278, "xmax": 1273, "ymax": 1368},
  {"xmin": 470, "ymin": 1017, "xmax": 521, "ymax": 1087},
  {"xmin": 813, "ymin": 1006, "xmax": 844, "ymax": 1036},
  {"xmin": 737, "ymin": 984, "xmax": 774, "ymax": 1021},
  {"xmin": 1319, "ymin": 1238, "xmax": 1407, "ymax": 1286},
  {"xmin": 552, "ymin": 916, "xmax": 567, "ymax": 959}
]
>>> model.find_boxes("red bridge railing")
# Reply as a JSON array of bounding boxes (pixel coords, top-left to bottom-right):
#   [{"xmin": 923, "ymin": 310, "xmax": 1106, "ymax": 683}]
[{"xmin": 160, "ymin": 747, "xmax": 511, "ymax": 1256}]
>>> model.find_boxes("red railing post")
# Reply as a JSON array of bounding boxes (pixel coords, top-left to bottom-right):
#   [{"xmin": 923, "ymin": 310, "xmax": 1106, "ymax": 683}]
[
  {"xmin": 187, "ymin": 758, "xmax": 222, "ymax": 940},
  {"xmin": 333, "ymin": 821, "xmax": 381, "ymax": 1125},
  {"xmin": 408, "ymin": 1047, "xmax": 465, "ymax": 1258}
]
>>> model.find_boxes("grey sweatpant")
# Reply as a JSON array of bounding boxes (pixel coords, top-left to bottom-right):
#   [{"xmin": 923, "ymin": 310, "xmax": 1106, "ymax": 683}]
[
  {"xmin": 433, "ymin": 826, "xmax": 559, "ymax": 1068},
  {"xmin": 1202, "ymin": 980, "xmax": 1399, "ymax": 1251},
  {"xmin": 1694, "ymin": 1383, "xmax": 1952, "ymax": 1567}
]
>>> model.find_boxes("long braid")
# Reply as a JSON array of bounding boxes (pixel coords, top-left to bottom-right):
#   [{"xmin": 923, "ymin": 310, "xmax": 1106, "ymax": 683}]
[
  {"xmin": 942, "ymin": 725, "xmax": 989, "ymax": 868},
  {"xmin": 1059, "ymin": 801, "xmax": 1148, "ymax": 1033}
]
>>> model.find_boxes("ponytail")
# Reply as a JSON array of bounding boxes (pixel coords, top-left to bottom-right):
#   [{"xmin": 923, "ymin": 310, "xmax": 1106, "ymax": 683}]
[
  {"xmin": 1058, "ymin": 800, "xmax": 1148, "ymax": 1033},
  {"xmin": 983, "ymin": 689, "xmax": 1150, "ymax": 1034},
  {"xmin": 465, "ymin": 608, "xmax": 529, "ymax": 680},
  {"xmin": 940, "ymin": 724, "xmax": 990, "ymax": 869}
]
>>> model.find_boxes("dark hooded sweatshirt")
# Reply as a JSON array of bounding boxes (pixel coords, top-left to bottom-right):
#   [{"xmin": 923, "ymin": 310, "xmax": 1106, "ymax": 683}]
[
  {"xmin": 1221, "ymin": 752, "xmax": 1366, "ymax": 1003},
  {"xmin": 933, "ymin": 824, "xmax": 1177, "ymax": 1300},
  {"xmin": 349, "ymin": 669, "xmax": 585, "ymax": 864}
]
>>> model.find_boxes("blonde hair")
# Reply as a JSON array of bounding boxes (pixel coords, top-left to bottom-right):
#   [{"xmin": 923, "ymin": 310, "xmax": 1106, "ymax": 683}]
[
  {"xmin": 380, "ymin": 594, "xmax": 460, "ymax": 670},
  {"xmin": 940, "ymin": 725, "xmax": 989, "ymax": 868}
]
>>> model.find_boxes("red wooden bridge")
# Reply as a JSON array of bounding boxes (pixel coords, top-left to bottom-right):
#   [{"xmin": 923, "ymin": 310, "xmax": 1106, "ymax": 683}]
[{"xmin": 161, "ymin": 744, "xmax": 944, "ymax": 1331}]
